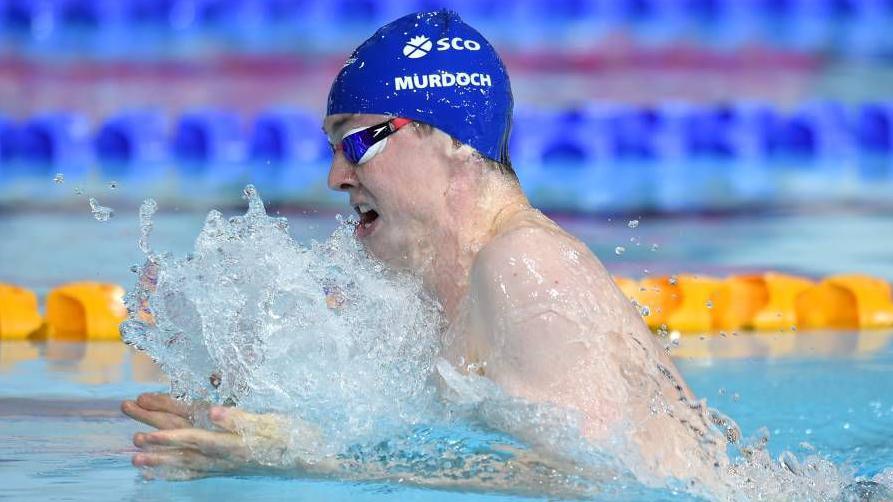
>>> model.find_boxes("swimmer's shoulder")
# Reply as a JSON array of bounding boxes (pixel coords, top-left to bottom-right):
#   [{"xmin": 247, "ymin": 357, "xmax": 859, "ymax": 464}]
[
  {"xmin": 472, "ymin": 208, "xmax": 595, "ymax": 287},
  {"xmin": 479, "ymin": 208, "xmax": 589, "ymax": 267},
  {"xmin": 472, "ymin": 208, "xmax": 624, "ymax": 308}
]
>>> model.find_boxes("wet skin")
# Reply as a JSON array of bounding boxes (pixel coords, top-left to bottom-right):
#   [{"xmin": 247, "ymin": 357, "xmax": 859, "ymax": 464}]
[{"xmin": 123, "ymin": 114, "xmax": 728, "ymax": 492}]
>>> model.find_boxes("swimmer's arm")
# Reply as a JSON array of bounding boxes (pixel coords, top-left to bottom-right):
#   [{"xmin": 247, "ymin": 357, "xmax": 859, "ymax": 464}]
[
  {"xmin": 127, "ymin": 401, "xmax": 598, "ymax": 496},
  {"xmin": 465, "ymin": 231, "xmax": 643, "ymax": 440}
]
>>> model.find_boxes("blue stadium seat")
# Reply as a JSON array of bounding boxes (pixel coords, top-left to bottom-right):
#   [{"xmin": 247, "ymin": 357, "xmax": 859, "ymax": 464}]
[
  {"xmin": 683, "ymin": 0, "xmax": 726, "ymax": 23},
  {"xmin": 681, "ymin": 104, "xmax": 739, "ymax": 159},
  {"xmin": 332, "ymin": 0, "xmax": 387, "ymax": 24},
  {"xmin": 15, "ymin": 113, "xmax": 92, "ymax": 167},
  {"xmin": 850, "ymin": 102, "xmax": 892, "ymax": 180},
  {"xmin": 57, "ymin": 0, "xmax": 107, "ymax": 31},
  {"xmin": 607, "ymin": 106, "xmax": 665, "ymax": 161},
  {"xmin": 172, "ymin": 109, "xmax": 245, "ymax": 168},
  {"xmin": 196, "ymin": 0, "xmax": 232, "ymax": 27},
  {"xmin": 0, "ymin": 116, "xmax": 14, "ymax": 164},
  {"xmin": 126, "ymin": 0, "xmax": 187, "ymax": 28},
  {"xmin": 249, "ymin": 108, "xmax": 328, "ymax": 164},
  {"xmin": 526, "ymin": 0, "xmax": 597, "ymax": 22},
  {"xmin": 756, "ymin": 108, "xmax": 820, "ymax": 160},
  {"xmin": 618, "ymin": 0, "xmax": 660, "ymax": 23},
  {"xmin": 0, "ymin": 0, "xmax": 44, "ymax": 35},
  {"xmin": 539, "ymin": 107, "xmax": 597, "ymax": 167},
  {"xmin": 95, "ymin": 110, "xmax": 169, "ymax": 170},
  {"xmin": 853, "ymin": 103, "xmax": 892, "ymax": 154}
]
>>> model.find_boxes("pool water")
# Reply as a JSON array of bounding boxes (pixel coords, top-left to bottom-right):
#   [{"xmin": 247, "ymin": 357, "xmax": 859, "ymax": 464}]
[{"xmin": 2, "ymin": 209, "xmax": 893, "ymax": 500}]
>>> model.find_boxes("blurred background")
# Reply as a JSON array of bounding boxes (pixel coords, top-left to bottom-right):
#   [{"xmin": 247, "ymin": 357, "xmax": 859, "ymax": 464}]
[
  {"xmin": 2, "ymin": 0, "xmax": 893, "ymax": 293},
  {"xmin": 1, "ymin": 0, "xmax": 892, "ymax": 213}
]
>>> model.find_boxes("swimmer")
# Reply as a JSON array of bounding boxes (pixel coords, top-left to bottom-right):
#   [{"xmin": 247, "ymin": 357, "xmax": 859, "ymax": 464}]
[{"xmin": 123, "ymin": 9, "xmax": 729, "ymax": 494}]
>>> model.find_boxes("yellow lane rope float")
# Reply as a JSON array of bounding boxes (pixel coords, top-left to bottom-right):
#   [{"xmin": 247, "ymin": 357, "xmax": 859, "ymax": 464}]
[
  {"xmin": 615, "ymin": 273, "xmax": 893, "ymax": 334},
  {"xmin": 44, "ymin": 282, "xmax": 127, "ymax": 341},
  {"xmin": 1, "ymin": 274, "xmax": 892, "ymax": 341},
  {"xmin": 0, "ymin": 284, "xmax": 43, "ymax": 339}
]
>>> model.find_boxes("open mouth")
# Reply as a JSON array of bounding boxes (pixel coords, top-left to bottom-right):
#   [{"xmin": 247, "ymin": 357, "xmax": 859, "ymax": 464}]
[{"xmin": 353, "ymin": 203, "xmax": 380, "ymax": 239}]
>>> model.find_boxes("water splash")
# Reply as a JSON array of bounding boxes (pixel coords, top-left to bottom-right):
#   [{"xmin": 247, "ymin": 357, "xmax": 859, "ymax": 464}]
[
  {"xmin": 122, "ymin": 185, "xmax": 444, "ymax": 456},
  {"xmin": 52, "ymin": 173, "xmax": 64, "ymax": 184},
  {"xmin": 88, "ymin": 197, "xmax": 114, "ymax": 222},
  {"xmin": 138, "ymin": 199, "xmax": 157, "ymax": 255}
]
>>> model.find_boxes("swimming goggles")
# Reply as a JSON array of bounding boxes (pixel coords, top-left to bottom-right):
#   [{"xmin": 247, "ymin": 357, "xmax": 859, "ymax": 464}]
[{"xmin": 336, "ymin": 117, "xmax": 413, "ymax": 165}]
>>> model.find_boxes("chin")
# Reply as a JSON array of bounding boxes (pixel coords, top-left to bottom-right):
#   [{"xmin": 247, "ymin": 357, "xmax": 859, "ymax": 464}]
[{"xmin": 369, "ymin": 241, "xmax": 413, "ymax": 272}]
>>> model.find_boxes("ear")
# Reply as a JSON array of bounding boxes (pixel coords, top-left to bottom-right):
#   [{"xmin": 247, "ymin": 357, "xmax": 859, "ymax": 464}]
[{"xmin": 440, "ymin": 135, "xmax": 477, "ymax": 166}]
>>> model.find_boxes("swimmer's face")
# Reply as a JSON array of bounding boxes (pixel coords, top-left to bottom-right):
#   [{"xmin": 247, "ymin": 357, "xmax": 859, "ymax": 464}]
[{"xmin": 324, "ymin": 113, "xmax": 454, "ymax": 272}]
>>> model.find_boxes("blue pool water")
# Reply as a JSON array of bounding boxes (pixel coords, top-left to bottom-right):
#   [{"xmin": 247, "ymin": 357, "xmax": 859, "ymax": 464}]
[{"xmin": 2, "ymin": 209, "xmax": 893, "ymax": 500}]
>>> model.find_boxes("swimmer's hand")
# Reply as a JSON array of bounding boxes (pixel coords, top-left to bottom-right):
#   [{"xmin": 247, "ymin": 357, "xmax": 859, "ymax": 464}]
[
  {"xmin": 121, "ymin": 392, "xmax": 195, "ymax": 430},
  {"xmin": 123, "ymin": 395, "xmax": 596, "ymax": 496},
  {"xmin": 129, "ymin": 405, "xmax": 330, "ymax": 480}
]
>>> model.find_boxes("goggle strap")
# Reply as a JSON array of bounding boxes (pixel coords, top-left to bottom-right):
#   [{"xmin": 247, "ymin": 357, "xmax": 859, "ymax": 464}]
[{"xmin": 390, "ymin": 118, "xmax": 412, "ymax": 130}]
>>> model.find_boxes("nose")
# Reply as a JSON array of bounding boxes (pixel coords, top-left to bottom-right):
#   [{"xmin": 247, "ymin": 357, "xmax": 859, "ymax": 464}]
[{"xmin": 327, "ymin": 156, "xmax": 359, "ymax": 192}]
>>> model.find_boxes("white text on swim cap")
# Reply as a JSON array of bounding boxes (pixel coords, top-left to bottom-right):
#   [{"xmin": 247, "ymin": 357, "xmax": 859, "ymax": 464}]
[
  {"xmin": 436, "ymin": 37, "xmax": 481, "ymax": 52},
  {"xmin": 394, "ymin": 72, "xmax": 492, "ymax": 91},
  {"xmin": 402, "ymin": 36, "xmax": 481, "ymax": 59}
]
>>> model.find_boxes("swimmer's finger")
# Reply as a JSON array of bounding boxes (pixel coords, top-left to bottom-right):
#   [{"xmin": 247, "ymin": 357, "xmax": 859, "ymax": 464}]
[
  {"xmin": 133, "ymin": 450, "xmax": 239, "ymax": 474},
  {"xmin": 135, "ymin": 393, "xmax": 194, "ymax": 418},
  {"xmin": 122, "ymin": 400, "xmax": 192, "ymax": 430},
  {"xmin": 208, "ymin": 406, "xmax": 287, "ymax": 437},
  {"xmin": 136, "ymin": 429, "xmax": 245, "ymax": 458}
]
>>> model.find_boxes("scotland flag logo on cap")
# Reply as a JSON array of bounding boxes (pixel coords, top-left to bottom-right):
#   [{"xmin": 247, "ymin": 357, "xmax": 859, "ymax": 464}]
[
  {"xmin": 403, "ymin": 36, "xmax": 433, "ymax": 59},
  {"xmin": 327, "ymin": 10, "xmax": 514, "ymax": 165}
]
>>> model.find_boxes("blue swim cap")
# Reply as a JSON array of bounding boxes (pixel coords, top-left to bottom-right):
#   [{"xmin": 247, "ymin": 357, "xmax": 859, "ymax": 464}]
[{"xmin": 327, "ymin": 10, "xmax": 513, "ymax": 165}]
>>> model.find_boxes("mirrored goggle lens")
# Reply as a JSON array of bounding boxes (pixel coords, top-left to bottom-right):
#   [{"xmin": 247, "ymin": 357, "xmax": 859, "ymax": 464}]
[{"xmin": 341, "ymin": 129, "xmax": 376, "ymax": 164}]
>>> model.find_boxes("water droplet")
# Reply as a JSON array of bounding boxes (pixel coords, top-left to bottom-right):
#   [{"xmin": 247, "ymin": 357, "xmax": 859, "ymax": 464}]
[
  {"xmin": 138, "ymin": 199, "xmax": 158, "ymax": 254},
  {"xmin": 650, "ymin": 243, "xmax": 659, "ymax": 252},
  {"xmin": 705, "ymin": 300, "xmax": 713, "ymax": 309},
  {"xmin": 74, "ymin": 186, "xmax": 83, "ymax": 196},
  {"xmin": 640, "ymin": 305, "xmax": 650, "ymax": 317},
  {"xmin": 668, "ymin": 275, "xmax": 678, "ymax": 285},
  {"xmin": 108, "ymin": 180, "xmax": 118, "ymax": 190},
  {"xmin": 627, "ymin": 219, "xmax": 639, "ymax": 229},
  {"xmin": 614, "ymin": 246, "xmax": 626, "ymax": 256},
  {"xmin": 89, "ymin": 197, "xmax": 114, "ymax": 222},
  {"xmin": 52, "ymin": 173, "xmax": 64, "ymax": 184}
]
